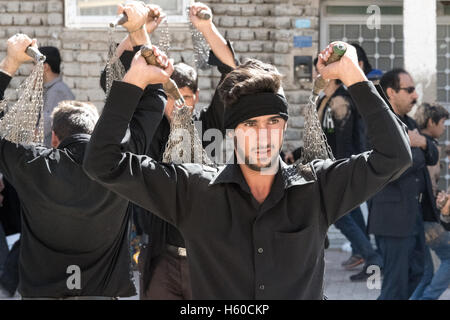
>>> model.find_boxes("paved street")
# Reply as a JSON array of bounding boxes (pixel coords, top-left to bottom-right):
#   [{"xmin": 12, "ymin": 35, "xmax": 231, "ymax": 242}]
[
  {"xmin": 324, "ymin": 249, "xmax": 450, "ymax": 300},
  {"xmin": 2, "ymin": 247, "xmax": 449, "ymax": 300}
]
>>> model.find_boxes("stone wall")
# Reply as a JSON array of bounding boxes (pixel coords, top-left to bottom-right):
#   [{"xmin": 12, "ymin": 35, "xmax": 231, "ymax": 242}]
[{"xmin": 0, "ymin": 0, "xmax": 322, "ymax": 153}]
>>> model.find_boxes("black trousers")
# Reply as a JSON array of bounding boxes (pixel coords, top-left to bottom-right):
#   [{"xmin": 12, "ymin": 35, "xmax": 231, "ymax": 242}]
[
  {"xmin": 376, "ymin": 233, "xmax": 425, "ymax": 300},
  {"xmin": 0, "ymin": 239, "xmax": 19, "ymax": 295},
  {"xmin": 140, "ymin": 250, "xmax": 192, "ymax": 300}
]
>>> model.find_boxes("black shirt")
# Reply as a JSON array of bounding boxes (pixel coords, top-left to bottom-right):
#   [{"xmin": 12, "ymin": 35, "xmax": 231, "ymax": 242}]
[
  {"xmin": 84, "ymin": 80, "xmax": 412, "ymax": 299},
  {"xmin": 0, "ymin": 71, "xmax": 165, "ymax": 298}
]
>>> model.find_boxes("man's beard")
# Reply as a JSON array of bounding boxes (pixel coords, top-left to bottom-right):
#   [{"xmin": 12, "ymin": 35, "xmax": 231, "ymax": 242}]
[{"xmin": 234, "ymin": 137, "xmax": 281, "ymax": 172}]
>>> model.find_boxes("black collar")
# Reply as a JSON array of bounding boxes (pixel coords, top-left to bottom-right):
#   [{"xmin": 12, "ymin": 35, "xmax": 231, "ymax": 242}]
[
  {"xmin": 57, "ymin": 134, "xmax": 91, "ymax": 150},
  {"xmin": 209, "ymin": 156, "xmax": 316, "ymax": 191}
]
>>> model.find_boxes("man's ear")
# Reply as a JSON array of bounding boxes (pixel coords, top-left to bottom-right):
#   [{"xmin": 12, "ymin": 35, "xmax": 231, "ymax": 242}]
[
  {"xmin": 427, "ymin": 118, "xmax": 435, "ymax": 129},
  {"xmin": 51, "ymin": 131, "xmax": 60, "ymax": 148},
  {"xmin": 358, "ymin": 61, "xmax": 364, "ymax": 70},
  {"xmin": 385, "ymin": 87, "xmax": 396, "ymax": 101}
]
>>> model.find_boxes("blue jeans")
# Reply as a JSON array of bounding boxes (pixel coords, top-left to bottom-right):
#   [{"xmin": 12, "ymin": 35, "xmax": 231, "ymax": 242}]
[
  {"xmin": 410, "ymin": 222, "xmax": 450, "ymax": 300},
  {"xmin": 334, "ymin": 207, "xmax": 382, "ymax": 268},
  {"xmin": 349, "ymin": 208, "xmax": 370, "ymax": 256}
]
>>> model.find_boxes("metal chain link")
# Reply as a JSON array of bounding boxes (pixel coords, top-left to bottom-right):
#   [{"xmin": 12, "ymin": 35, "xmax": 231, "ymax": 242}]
[
  {"xmin": 105, "ymin": 28, "xmax": 126, "ymax": 98},
  {"xmin": 186, "ymin": 6, "xmax": 211, "ymax": 70},
  {"xmin": 300, "ymin": 95, "xmax": 335, "ymax": 164},
  {"xmin": 162, "ymin": 105, "xmax": 214, "ymax": 166},
  {"xmin": 0, "ymin": 61, "xmax": 45, "ymax": 145},
  {"xmin": 157, "ymin": 18, "xmax": 171, "ymax": 55}
]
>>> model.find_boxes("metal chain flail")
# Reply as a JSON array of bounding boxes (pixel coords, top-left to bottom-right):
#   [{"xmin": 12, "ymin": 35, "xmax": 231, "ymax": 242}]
[
  {"xmin": 299, "ymin": 94, "xmax": 335, "ymax": 164},
  {"xmin": 186, "ymin": 6, "xmax": 211, "ymax": 70},
  {"xmin": 105, "ymin": 28, "xmax": 126, "ymax": 97},
  {"xmin": 299, "ymin": 44, "xmax": 347, "ymax": 164},
  {"xmin": 0, "ymin": 61, "xmax": 45, "ymax": 145},
  {"xmin": 156, "ymin": 18, "xmax": 171, "ymax": 55},
  {"xmin": 162, "ymin": 105, "xmax": 214, "ymax": 166}
]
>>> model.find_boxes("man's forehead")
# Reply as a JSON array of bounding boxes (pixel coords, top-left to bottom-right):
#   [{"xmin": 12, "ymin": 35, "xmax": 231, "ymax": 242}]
[
  {"xmin": 245, "ymin": 114, "xmax": 282, "ymax": 122},
  {"xmin": 399, "ymin": 73, "xmax": 414, "ymax": 86},
  {"xmin": 179, "ymin": 86, "xmax": 195, "ymax": 95}
]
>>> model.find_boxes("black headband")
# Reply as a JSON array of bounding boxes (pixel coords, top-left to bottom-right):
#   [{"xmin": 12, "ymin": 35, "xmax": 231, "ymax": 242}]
[{"xmin": 224, "ymin": 92, "xmax": 289, "ymax": 130}]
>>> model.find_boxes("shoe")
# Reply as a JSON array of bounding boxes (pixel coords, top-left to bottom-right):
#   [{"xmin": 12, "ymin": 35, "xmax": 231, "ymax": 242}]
[
  {"xmin": 349, "ymin": 268, "xmax": 371, "ymax": 282},
  {"xmin": 341, "ymin": 255, "xmax": 364, "ymax": 270},
  {"xmin": 350, "ymin": 265, "xmax": 382, "ymax": 282}
]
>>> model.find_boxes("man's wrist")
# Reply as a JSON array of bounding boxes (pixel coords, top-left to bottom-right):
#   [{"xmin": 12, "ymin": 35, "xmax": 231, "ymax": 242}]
[
  {"xmin": 0, "ymin": 56, "xmax": 20, "ymax": 76},
  {"xmin": 129, "ymin": 27, "xmax": 150, "ymax": 47},
  {"xmin": 341, "ymin": 69, "xmax": 367, "ymax": 88},
  {"xmin": 122, "ymin": 70, "xmax": 147, "ymax": 90},
  {"xmin": 197, "ymin": 22, "xmax": 215, "ymax": 37}
]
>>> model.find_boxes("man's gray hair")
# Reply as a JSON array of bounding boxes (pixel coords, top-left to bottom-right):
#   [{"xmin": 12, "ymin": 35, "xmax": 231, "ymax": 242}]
[{"xmin": 51, "ymin": 100, "xmax": 99, "ymax": 141}]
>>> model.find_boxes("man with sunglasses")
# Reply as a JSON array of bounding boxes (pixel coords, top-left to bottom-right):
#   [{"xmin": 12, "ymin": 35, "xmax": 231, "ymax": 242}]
[{"xmin": 368, "ymin": 68, "xmax": 439, "ymax": 300}]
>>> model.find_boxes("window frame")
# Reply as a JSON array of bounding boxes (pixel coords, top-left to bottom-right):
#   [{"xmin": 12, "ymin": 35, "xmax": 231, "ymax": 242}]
[
  {"xmin": 64, "ymin": 0, "xmax": 190, "ymax": 28},
  {"xmin": 319, "ymin": 0, "xmax": 404, "ymax": 50}
]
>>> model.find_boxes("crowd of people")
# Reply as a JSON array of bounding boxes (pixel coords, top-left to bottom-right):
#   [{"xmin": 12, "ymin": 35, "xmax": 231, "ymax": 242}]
[{"xmin": 0, "ymin": 1, "xmax": 448, "ymax": 300}]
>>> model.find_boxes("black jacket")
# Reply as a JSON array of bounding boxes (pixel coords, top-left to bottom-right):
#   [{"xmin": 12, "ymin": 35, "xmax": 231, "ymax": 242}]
[
  {"xmin": 367, "ymin": 115, "xmax": 439, "ymax": 237},
  {"xmin": 0, "ymin": 71, "xmax": 166, "ymax": 298},
  {"xmin": 84, "ymin": 79, "xmax": 412, "ymax": 299}
]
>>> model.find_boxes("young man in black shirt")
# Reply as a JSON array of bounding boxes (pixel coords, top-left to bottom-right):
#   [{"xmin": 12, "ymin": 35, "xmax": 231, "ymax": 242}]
[{"xmin": 84, "ymin": 39, "xmax": 412, "ymax": 299}]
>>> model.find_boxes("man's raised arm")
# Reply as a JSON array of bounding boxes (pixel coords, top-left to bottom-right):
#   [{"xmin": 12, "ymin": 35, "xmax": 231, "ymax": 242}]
[
  {"xmin": 84, "ymin": 47, "xmax": 193, "ymax": 228},
  {"xmin": 313, "ymin": 42, "xmax": 412, "ymax": 226}
]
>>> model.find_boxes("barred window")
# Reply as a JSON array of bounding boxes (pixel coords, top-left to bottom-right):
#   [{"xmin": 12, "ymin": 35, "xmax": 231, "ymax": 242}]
[{"xmin": 65, "ymin": 0, "xmax": 190, "ymax": 28}]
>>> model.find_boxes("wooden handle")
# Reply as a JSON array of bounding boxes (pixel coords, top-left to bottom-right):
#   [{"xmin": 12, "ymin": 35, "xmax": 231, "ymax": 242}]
[
  {"xmin": 312, "ymin": 43, "xmax": 347, "ymax": 95},
  {"xmin": 110, "ymin": 13, "xmax": 128, "ymax": 28},
  {"xmin": 141, "ymin": 45, "xmax": 184, "ymax": 103},
  {"xmin": 196, "ymin": 9, "xmax": 211, "ymax": 20}
]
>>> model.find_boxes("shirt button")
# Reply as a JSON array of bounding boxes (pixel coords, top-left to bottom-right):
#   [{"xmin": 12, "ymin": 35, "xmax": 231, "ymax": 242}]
[
  {"xmin": 257, "ymin": 248, "xmax": 264, "ymax": 254},
  {"xmin": 259, "ymin": 285, "xmax": 265, "ymax": 290}
]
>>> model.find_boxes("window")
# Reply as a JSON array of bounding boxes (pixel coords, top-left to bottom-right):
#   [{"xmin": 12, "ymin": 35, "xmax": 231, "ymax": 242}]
[
  {"xmin": 320, "ymin": 0, "xmax": 404, "ymax": 73},
  {"xmin": 65, "ymin": 0, "xmax": 190, "ymax": 28}
]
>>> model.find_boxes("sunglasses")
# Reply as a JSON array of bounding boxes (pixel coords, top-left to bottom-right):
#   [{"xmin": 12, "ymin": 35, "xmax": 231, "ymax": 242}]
[{"xmin": 398, "ymin": 86, "xmax": 416, "ymax": 94}]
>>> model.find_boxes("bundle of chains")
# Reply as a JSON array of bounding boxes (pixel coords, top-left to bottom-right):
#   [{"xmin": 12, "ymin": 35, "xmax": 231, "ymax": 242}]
[
  {"xmin": 156, "ymin": 18, "xmax": 171, "ymax": 55},
  {"xmin": 0, "ymin": 62, "xmax": 45, "ymax": 145},
  {"xmin": 186, "ymin": 6, "xmax": 211, "ymax": 70},
  {"xmin": 162, "ymin": 105, "xmax": 214, "ymax": 166},
  {"xmin": 105, "ymin": 28, "xmax": 126, "ymax": 97},
  {"xmin": 299, "ymin": 95, "xmax": 335, "ymax": 164}
]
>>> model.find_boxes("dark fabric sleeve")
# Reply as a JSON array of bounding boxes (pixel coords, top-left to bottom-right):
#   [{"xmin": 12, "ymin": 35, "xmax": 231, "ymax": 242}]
[
  {"xmin": 422, "ymin": 136, "xmax": 439, "ymax": 166},
  {"xmin": 197, "ymin": 40, "xmax": 239, "ymax": 137},
  {"xmin": 314, "ymin": 81, "xmax": 412, "ymax": 226},
  {"xmin": 207, "ymin": 39, "xmax": 239, "ymax": 73},
  {"xmin": 84, "ymin": 81, "xmax": 196, "ymax": 228},
  {"xmin": 124, "ymin": 83, "xmax": 166, "ymax": 155},
  {"xmin": 0, "ymin": 71, "xmax": 12, "ymax": 100}
]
